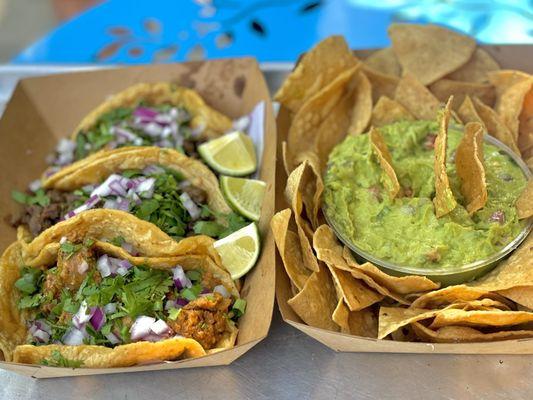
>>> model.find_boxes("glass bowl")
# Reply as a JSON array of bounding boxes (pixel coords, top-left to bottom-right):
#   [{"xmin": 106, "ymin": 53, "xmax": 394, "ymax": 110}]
[{"xmin": 323, "ymin": 134, "xmax": 533, "ymax": 286}]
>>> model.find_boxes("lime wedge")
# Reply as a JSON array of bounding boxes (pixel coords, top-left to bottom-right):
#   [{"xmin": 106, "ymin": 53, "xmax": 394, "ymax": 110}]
[
  {"xmin": 198, "ymin": 131, "xmax": 257, "ymax": 176},
  {"xmin": 213, "ymin": 223, "xmax": 260, "ymax": 280},
  {"xmin": 221, "ymin": 176, "xmax": 266, "ymax": 221}
]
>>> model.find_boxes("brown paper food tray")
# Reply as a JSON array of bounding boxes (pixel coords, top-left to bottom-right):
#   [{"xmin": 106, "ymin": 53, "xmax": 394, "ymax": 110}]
[
  {"xmin": 276, "ymin": 44, "xmax": 533, "ymax": 355},
  {"xmin": 0, "ymin": 57, "xmax": 276, "ymax": 377}
]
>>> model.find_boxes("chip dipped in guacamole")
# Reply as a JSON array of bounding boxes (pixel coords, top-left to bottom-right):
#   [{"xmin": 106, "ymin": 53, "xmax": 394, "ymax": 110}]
[{"xmin": 323, "ymin": 120, "xmax": 528, "ymax": 270}]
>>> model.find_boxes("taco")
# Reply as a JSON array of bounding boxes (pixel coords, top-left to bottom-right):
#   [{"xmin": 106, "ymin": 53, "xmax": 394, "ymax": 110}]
[
  {"xmin": 48, "ymin": 82, "xmax": 233, "ymax": 171},
  {"xmin": 10, "ymin": 146, "xmax": 248, "ymax": 241},
  {"xmin": 0, "ymin": 214, "xmax": 243, "ymax": 367}
]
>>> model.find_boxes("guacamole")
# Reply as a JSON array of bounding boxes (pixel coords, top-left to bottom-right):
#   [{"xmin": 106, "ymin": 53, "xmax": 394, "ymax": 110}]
[{"xmin": 324, "ymin": 120, "xmax": 528, "ymax": 270}]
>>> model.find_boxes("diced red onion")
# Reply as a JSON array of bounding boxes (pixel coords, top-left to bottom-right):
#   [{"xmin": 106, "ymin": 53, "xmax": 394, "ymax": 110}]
[
  {"xmin": 62, "ymin": 327, "xmax": 87, "ymax": 346},
  {"xmin": 214, "ymin": 285, "xmax": 230, "ymax": 298},
  {"xmin": 103, "ymin": 198, "xmax": 119, "ymax": 209},
  {"xmin": 142, "ymin": 334, "xmax": 165, "ymax": 342},
  {"xmin": 130, "ymin": 316, "xmax": 155, "ymax": 341},
  {"xmin": 180, "ymin": 192, "xmax": 201, "ymax": 220},
  {"xmin": 90, "ymin": 307, "xmax": 106, "ymax": 331},
  {"xmin": 29, "ymin": 319, "xmax": 51, "ymax": 336},
  {"xmin": 176, "ymin": 298, "xmax": 189, "ymax": 307},
  {"xmin": 112, "ymin": 126, "xmax": 138, "ymax": 141},
  {"xmin": 91, "ymin": 174, "xmax": 124, "ymax": 197},
  {"xmin": 103, "ymin": 303, "xmax": 117, "ymax": 314},
  {"xmin": 150, "ymin": 319, "xmax": 171, "ymax": 336},
  {"xmin": 33, "ymin": 329, "xmax": 50, "ymax": 343},
  {"xmin": 121, "ymin": 241, "xmax": 134, "ymax": 254},
  {"xmin": 109, "ymin": 181, "xmax": 127, "ymax": 197},
  {"xmin": 133, "ymin": 107, "xmax": 158, "ymax": 119},
  {"xmin": 73, "ymin": 301, "xmax": 94, "ymax": 329},
  {"xmin": 142, "ymin": 165, "xmax": 165, "ymax": 175},
  {"xmin": 97, "ymin": 255, "xmax": 112, "ymax": 278},
  {"xmin": 78, "ymin": 260, "xmax": 89, "ymax": 275},
  {"xmin": 44, "ymin": 166, "xmax": 61, "ymax": 177},
  {"xmin": 105, "ymin": 332, "xmax": 121, "ymax": 345},
  {"xmin": 137, "ymin": 178, "xmax": 155, "ymax": 198},
  {"xmin": 116, "ymin": 197, "xmax": 131, "ymax": 211},
  {"xmin": 172, "ymin": 266, "xmax": 192, "ymax": 290}
]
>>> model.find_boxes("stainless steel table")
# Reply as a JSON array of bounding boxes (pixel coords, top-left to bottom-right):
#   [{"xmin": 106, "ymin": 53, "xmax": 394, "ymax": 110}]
[{"xmin": 0, "ymin": 65, "xmax": 531, "ymax": 400}]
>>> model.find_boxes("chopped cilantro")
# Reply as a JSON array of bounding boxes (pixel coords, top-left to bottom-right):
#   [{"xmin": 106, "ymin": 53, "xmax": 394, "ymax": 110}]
[
  {"xmin": 181, "ymin": 284, "xmax": 202, "ymax": 301},
  {"xmin": 40, "ymin": 350, "xmax": 84, "ymax": 368},
  {"xmin": 109, "ymin": 236, "xmax": 126, "ymax": 247},
  {"xmin": 60, "ymin": 242, "xmax": 82, "ymax": 259},
  {"xmin": 18, "ymin": 293, "xmax": 44, "ymax": 309},
  {"xmin": 11, "ymin": 189, "xmax": 50, "ymax": 207},
  {"xmin": 15, "ymin": 267, "xmax": 43, "ymax": 294},
  {"xmin": 185, "ymin": 270, "xmax": 202, "ymax": 282}
]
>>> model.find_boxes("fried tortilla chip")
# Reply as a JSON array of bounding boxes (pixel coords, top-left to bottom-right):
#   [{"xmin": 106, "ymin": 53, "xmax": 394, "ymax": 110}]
[
  {"xmin": 430, "ymin": 308, "xmax": 533, "ymax": 329},
  {"xmin": 470, "ymin": 233, "xmax": 533, "ymax": 292},
  {"xmin": 342, "ymin": 247, "xmax": 439, "ymax": 294},
  {"xmin": 271, "ymin": 209, "xmax": 311, "ymax": 290},
  {"xmin": 433, "ymin": 98, "xmax": 458, "ymax": 217},
  {"xmin": 516, "ymin": 180, "xmax": 533, "ymax": 219},
  {"xmin": 327, "ymin": 265, "xmax": 384, "ymax": 311},
  {"xmin": 286, "ymin": 162, "xmax": 319, "ymax": 272},
  {"xmin": 489, "ymin": 71, "xmax": 533, "ymax": 140},
  {"xmin": 429, "ymin": 79, "xmax": 495, "ymax": 109},
  {"xmin": 446, "ymin": 48, "xmax": 500, "ymax": 83},
  {"xmin": 369, "ymin": 127, "xmax": 400, "ymax": 198},
  {"xmin": 378, "ymin": 307, "xmax": 436, "ymax": 339},
  {"xmin": 412, "ymin": 322, "xmax": 533, "ymax": 343},
  {"xmin": 286, "ymin": 65, "xmax": 358, "ymax": 172},
  {"xmin": 389, "ymin": 23, "xmax": 475, "ymax": 85},
  {"xmin": 394, "ymin": 74, "xmax": 441, "ymax": 120},
  {"xmin": 73, "ymin": 82, "xmax": 232, "ymax": 140},
  {"xmin": 275, "ymin": 36, "xmax": 358, "ymax": 113},
  {"xmin": 363, "ymin": 67, "xmax": 399, "ymax": 103},
  {"xmin": 364, "ymin": 48, "xmax": 401, "ymax": 77},
  {"xmin": 498, "ymin": 286, "xmax": 533, "ymax": 310},
  {"xmin": 457, "ymin": 95, "xmax": 482, "ymax": 124},
  {"xmin": 455, "ymin": 122, "xmax": 488, "ymax": 214},
  {"xmin": 347, "ymin": 71, "xmax": 373, "ymax": 135},
  {"xmin": 411, "ymin": 285, "xmax": 495, "ymax": 309},
  {"xmin": 287, "ymin": 263, "xmax": 339, "ymax": 331},
  {"xmin": 519, "ymin": 88, "xmax": 533, "ymax": 159},
  {"xmin": 13, "ymin": 338, "xmax": 206, "ymax": 368},
  {"xmin": 370, "ymin": 96, "xmax": 414, "ymax": 127},
  {"xmin": 332, "ymin": 299, "xmax": 378, "ymax": 338}
]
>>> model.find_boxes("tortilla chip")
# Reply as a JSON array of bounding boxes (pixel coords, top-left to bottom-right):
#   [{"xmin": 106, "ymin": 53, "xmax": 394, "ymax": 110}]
[
  {"xmin": 287, "ymin": 263, "xmax": 339, "ymax": 331},
  {"xmin": 475, "ymin": 98, "xmax": 520, "ymax": 154},
  {"xmin": 433, "ymin": 98, "xmax": 458, "ymax": 217},
  {"xmin": 332, "ymin": 299, "xmax": 378, "ymax": 338},
  {"xmin": 281, "ymin": 141, "xmax": 290, "ymax": 176},
  {"xmin": 347, "ymin": 71, "xmax": 373, "ymax": 135},
  {"xmin": 516, "ymin": 180, "xmax": 533, "ymax": 219},
  {"xmin": 370, "ymin": 96, "xmax": 414, "ymax": 127},
  {"xmin": 313, "ymin": 226, "xmax": 410, "ymax": 305},
  {"xmin": 430, "ymin": 308, "xmax": 533, "ymax": 329},
  {"xmin": 363, "ymin": 67, "xmax": 399, "ymax": 104},
  {"xmin": 410, "ymin": 285, "xmax": 506, "ymax": 309},
  {"xmin": 13, "ymin": 338, "xmax": 206, "ymax": 368},
  {"xmin": 455, "ymin": 122, "xmax": 488, "ymax": 214},
  {"xmin": 369, "ymin": 127, "xmax": 400, "ymax": 198},
  {"xmin": 429, "ymin": 79, "xmax": 495, "ymax": 109},
  {"xmin": 364, "ymin": 48, "xmax": 401, "ymax": 77},
  {"xmin": 275, "ymin": 36, "xmax": 358, "ymax": 113},
  {"xmin": 286, "ymin": 65, "xmax": 358, "ymax": 172},
  {"xmin": 389, "ymin": 23, "xmax": 475, "ymax": 85},
  {"xmin": 378, "ymin": 307, "xmax": 436, "ymax": 339},
  {"xmin": 44, "ymin": 146, "xmax": 231, "ymax": 215},
  {"xmin": 489, "ymin": 72, "xmax": 533, "ymax": 140},
  {"xmin": 74, "ymin": 83, "xmax": 232, "ymax": 140},
  {"xmin": 470, "ymin": 233, "xmax": 533, "ymax": 292},
  {"xmin": 446, "ymin": 48, "xmax": 500, "ymax": 83},
  {"xmin": 412, "ymin": 322, "xmax": 533, "ymax": 343},
  {"xmin": 457, "ymin": 96, "xmax": 482, "ymax": 124},
  {"xmin": 342, "ymin": 247, "xmax": 439, "ymax": 294},
  {"xmin": 394, "ymin": 74, "xmax": 441, "ymax": 120},
  {"xmin": 286, "ymin": 162, "xmax": 319, "ymax": 272},
  {"xmin": 271, "ymin": 209, "xmax": 311, "ymax": 290},
  {"xmin": 519, "ymin": 89, "xmax": 533, "ymax": 159},
  {"xmin": 327, "ymin": 265, "xmax": 384, "ymax": 311},
  {"xmin": 498, "ymin": 286, "xmax": 533, "ymax": 310}
]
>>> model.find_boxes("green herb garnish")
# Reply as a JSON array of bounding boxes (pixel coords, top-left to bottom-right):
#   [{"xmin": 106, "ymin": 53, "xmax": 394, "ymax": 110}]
[{"xmin": 40, "ymin": 350, "xmax": 84, "ymax": 368}]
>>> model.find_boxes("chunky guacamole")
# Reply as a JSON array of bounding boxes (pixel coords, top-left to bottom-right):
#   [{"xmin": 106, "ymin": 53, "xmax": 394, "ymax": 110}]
[{"xmin": 324, "ymin": 120, "xmax": 528, "ymax": 270}]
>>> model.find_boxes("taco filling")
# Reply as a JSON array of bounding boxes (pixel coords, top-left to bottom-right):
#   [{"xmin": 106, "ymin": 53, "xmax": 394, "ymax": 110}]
[
  {"xmin": 50, "ymin": 105, "xmax": 204, "ymax": 170},
  {"xmin": 11, "ymin": 165, "xmax": 247, "ymax": 239},
  {"xmin": 16, "ymin": 240, "xmax": 244, "ymax": 352}
]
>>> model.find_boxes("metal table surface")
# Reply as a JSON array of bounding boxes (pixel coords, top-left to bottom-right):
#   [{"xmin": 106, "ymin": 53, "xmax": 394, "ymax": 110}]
[{"xmin": 0, "ymin": 65, "xmax": 532, "ymax": 400}]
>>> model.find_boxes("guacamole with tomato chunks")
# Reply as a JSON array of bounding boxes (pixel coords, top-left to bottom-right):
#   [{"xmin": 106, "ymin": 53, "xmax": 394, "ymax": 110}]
[{"xmin": 324, "ymin": 120, "xmax": 528, "ymax": 270}]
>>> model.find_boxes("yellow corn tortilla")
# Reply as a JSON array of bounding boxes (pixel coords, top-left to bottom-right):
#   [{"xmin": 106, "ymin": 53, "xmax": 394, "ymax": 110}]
[
  {"xmin": 516, "ymin": 180, "xmax": 533, "ymax": 219},
  {"xmin": 347, "ymin": 71, "xmax": 373, "ymax": 136},
  {"xmin": 364, "ymin": 48, "xmax": 401, "ymax": 77},
  {"xmin": 412, "ymin": 322, "xmax": 533, "ymax": 343},
  {"xmin": 498, "ymin": 286, "xmax": 533, "ymax": 310},
  {"xmin": 369, "ymin": 126, "xmax": 400, "ymax": 199},
  {"xmin": 446, "ymin": 48, "xmax": 500, "ymax": 83},
  {"xmin": 332, "ymin": 299, "xmax": 378, "ymax": 338},
  {"xmin": 455, "ymin": 122, "xmax": 488, "ymax": 214},
  {"xmin": 429, "ymin": 79, "xmax": 495, "ymax": 110},
  {"xmin": 72, "ymin": 82, "xmax": 232, "ymax": 141},
  {"xmin": 0, "ymin": 221, "xmax": 240, "ymax": 365},
  {"xmin": 363, "ymin": 66, "xmax": 399, "ymax": 103},
  {"xmin": 275, "ymin": 36, "xmax": 358, "ymax": 113},
  {"xmin": 433, "ymin": 97, "xmax": 458, "ymax": 217},
  {"xmin": 389, "ymin": 23, "xmax": 476, "ymax": 85},
  {"xmin": 394, "ymin": 74, "xmax": 441, "ymax": 120},
  {"xmin": 370, "ymin": 96, "xmax": 414, "ymax": 127},
  {"xmin": 430, "ymin": 308, "xmax": 533, "ymax": 330}
]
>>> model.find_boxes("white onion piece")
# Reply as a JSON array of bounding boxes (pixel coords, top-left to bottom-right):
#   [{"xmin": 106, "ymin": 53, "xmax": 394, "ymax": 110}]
[
  {"xmin": 73, "ymin": 301, "xmax": 93, "ymax": 328},
  {"xmin": 33, "ymin": 329, "xmax": 50, "ymax": 343},
  {"xmin": 78, "ymin": 260, "xmax": 89, "ymax": 275},
  {"xmin": 214, "ymin": 285, "xmax": 230, "ymax": 298},
  {"xmin": 97, "ymin": 255, "xmax": 112, "ymax": 278},
  {"xmin": 172, "ymin": 266, "xmax": 192, "ymax": 289},
  {"xmin": 62, "ymin": 328, "xmax": 86, "ymax": 346},
  {"xmin": 137, "ymin": 178, "xmax": 155, "ymax": 198},
  {"xmin": 103, "ymin": 303, "xmax": 117, "ymax": 314},
  {"xmin": 130, "ymin": 316, "xmax": 156, "ymax": 341},
  {"xmin": 180, "ymin": 192, "xmax": 201, "ymax": 220},
  {"xmin": 28, "ymin": 179, "xmax": 42, "ymax": 193},
  {"xmin": 150, "ymin": 319, "xmax": 171, "ymax": 336}
]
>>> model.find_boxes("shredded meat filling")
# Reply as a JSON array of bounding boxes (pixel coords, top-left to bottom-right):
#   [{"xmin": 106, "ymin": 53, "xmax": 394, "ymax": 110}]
[{"xmin": 169, "ymin": 293, "xmax": 231, "ymax": 350}]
